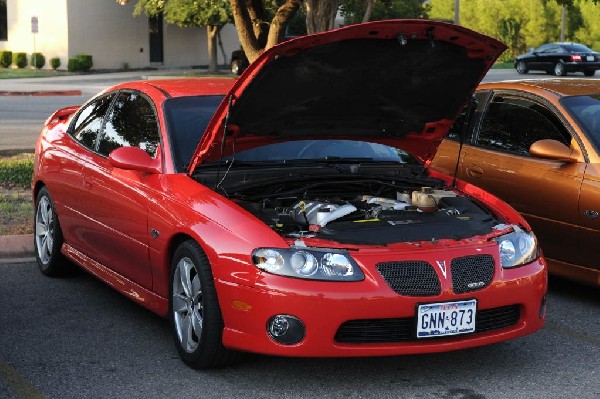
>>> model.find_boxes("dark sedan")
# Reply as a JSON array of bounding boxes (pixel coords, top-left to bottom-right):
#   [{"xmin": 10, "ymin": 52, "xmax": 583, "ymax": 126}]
[{"xmin": 514, "ymin": 42, "xmax": 600, "ymax": 76}]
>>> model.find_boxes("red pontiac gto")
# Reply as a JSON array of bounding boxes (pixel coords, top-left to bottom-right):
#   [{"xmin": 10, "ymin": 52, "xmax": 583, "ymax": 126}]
[{"xmin": 33, "ymin": 20, "xmax": 547, "ymax": 369}]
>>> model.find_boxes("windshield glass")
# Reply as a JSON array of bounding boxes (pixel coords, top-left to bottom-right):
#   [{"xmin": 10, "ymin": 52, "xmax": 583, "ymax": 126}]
[
  {"xmin": 164, "ymin": 95, "xmax": 224, "ymax": 172},
  {"xmin": 222, "ymin": 140, "xmax": 419, "ymax": 164},
  {"xmin": 561, "ymin": 94, "xmax": 600, "ymax": 151}
]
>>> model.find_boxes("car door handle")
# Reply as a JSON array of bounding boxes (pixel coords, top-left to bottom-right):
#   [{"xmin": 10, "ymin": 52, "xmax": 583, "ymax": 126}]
[
  {"xmin": 83, "ymin": 177, "xmax": 93, "ymax": 189},
  {"xmin": 466, "ymin": 165, "xmax": 484, "ymax": 178}
]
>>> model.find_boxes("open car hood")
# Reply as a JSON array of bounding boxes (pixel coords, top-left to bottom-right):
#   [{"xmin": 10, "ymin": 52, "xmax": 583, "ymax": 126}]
[{"xmin": 188, "ymin": 20, "xmax": 505, "ymax": 173}]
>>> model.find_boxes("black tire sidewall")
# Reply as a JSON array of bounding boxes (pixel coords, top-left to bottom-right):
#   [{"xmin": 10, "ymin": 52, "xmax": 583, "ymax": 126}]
[
  {"xmin": 169, "ymin": 240, "xmax": 227, "ymax": 368},
  {"xmin": 34, "ymin": 187, "xmax": 64, "ymax": 276}
]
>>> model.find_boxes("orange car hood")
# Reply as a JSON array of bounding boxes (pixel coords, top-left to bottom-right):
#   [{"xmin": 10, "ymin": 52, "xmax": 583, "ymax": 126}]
[{"xmin": 188, "ymin": 19, "xmax": 505, "ymax": 173}]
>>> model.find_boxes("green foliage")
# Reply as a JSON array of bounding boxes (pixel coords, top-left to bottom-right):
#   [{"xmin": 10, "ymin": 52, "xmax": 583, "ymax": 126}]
[
  {"xmin": 340, "ymin": 0, "xmax": 430, "ymax": 25},
  {"xmin": 68, "ymin": 54, "xmax": 93, "ymax": 72},
  {"xmin": 50, "ymin": 57, "xmax": 61, "ymax": 70},
  {"xmin": 0, "ymin": 155, "xmax": 34, "ymax": 188},
  {"xmin": 13, "ymin": 52, "xmax": 27, "ymax": 69},
  {"xmin": 30, "ymin": 52, "xmax": 46, "ymax": 69},
  {"xmin": 134, "ymin": 0, "xmax": 232, "ymax": 27},
  {"xmin": 427, "ymin": 0, "xmax": 600, "ymax": 63},
  {"xmin": 0, "ymin": 51, "xmax": 12, "ymax": 68}
]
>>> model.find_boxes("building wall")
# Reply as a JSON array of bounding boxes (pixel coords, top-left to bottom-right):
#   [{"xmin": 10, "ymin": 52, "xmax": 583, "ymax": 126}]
[
  {"xmin": 0, "ymin": 0, "xmax": 69, "ymax": 67},
  {"xmin": 1, "ymin": 0, "xmax": 240, "ymax": 70}
]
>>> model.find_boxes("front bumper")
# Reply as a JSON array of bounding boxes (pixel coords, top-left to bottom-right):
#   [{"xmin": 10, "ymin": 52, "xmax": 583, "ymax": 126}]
[{"xmin": 215, "ymin": 246, "xmax": 547, "ymax": 357}]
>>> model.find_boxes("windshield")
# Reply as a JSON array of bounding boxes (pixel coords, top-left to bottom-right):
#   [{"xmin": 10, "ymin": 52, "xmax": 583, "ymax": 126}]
[
  {"xmin": 561, "ymin": 94, "xmax": 600, "ymax": 151},
  {"xmin": 221, "ymin": 140, "xmax": 419, "ymax": 164},
  {"xmin": 164, "ymin": 95, "xmax": 224, "ymax": 172}
]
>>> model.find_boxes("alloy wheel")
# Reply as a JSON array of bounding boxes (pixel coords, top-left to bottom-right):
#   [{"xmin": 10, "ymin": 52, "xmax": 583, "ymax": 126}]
[
  {"xmin": 35, "ymin": 196, "xmax": 54, "ymax": 265},
  {"xmin": 172, "ymin": 256, "xmax": 203, "ymax": 353}
]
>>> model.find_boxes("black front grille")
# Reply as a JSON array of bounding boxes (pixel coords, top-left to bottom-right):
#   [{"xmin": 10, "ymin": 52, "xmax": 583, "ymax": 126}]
[
  {"xmin": 334, "ymin": 305, "xmax": 521, "ymax": 344},
  {"xmin": 377, "ymin": 261, "xmax": 441, "ymax": 297},
  {"xmin": 451, "ymin": 255, "xmax": 495, "ymax": 294}
]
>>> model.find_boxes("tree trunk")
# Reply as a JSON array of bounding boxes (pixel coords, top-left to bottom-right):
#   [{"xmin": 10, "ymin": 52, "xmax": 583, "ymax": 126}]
[
  {"xmin": 207, "ymin": 25, "xmax": 219, "ymax": 73},
  {"xmin": 362, "ymin": 0, "xmax": 374, "ymax": 23},
  {"xmin": 305, "ymin": 0, "xmax": 339, "ymax": 34},
  {"xmin": 230, "ymin": 0, "xmax": 301, "ymax": 63}
]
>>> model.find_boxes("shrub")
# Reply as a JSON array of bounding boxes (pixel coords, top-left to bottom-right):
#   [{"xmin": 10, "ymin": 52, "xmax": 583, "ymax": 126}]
[
  {"xmin": 30, "ymin": 52, "xmax": 46, "ymax": 69},
  {"xmin": 50, "ymin": 57, "xmax": 61, "ymax": 70},
  {"xmin": 0, "ymin": 51, "xmax": 12, "ymax": 68},
  {"xmin": 67, "ymin": 54, "xmax": 93, "ymax": 72},
  {"xmin": 14, "ymin": 52, "xmax": 27, "ymax": 68},
  {"xmin": 76, "ymin": 54, "xmax": 93, "ymax": 71},
  {"xmin": 67, "ymin": 57, "xmax": 80, "ymax": 72},
  {"xmin": 0, "ymin": 154, "xmax": 34, "ymax": 188}
]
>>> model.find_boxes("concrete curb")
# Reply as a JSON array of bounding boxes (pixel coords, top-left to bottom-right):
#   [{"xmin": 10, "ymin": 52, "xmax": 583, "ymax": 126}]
[
  {"xmin": 0, "ymin": 234, "xmax": 34, "ymax": 260},
  {"xmin": 0, "ymin": 90, "xmax": 82, "ymax": 96}
]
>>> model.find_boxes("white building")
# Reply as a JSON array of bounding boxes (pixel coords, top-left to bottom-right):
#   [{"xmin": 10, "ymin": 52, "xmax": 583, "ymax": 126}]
[{"xmin": 0, "ymin": 0, "xmax": 240, "ymax": 70}]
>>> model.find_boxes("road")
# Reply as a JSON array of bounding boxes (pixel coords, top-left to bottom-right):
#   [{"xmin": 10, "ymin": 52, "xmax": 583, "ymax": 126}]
[
  {"xmin": 1, "ymin": 69, "xmax": 599, "ymax": 152},
  {"xmin": 0, "ymin": 261, "xmax": 598, "ymax": 399}
]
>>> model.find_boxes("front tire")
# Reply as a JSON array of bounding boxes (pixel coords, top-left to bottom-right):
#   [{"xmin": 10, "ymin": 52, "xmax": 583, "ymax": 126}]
[
  {"xmin": 170, "ymin": 239, "xmax": 239, "ymax": 368},
  {"xmin": 34, "ymin": 187, "xmax": 66, "ymax": 276},
  {"xmin": 554, "ymin": 62, "xmax": 567, "ymax": 76},
  {"xmin": 515, "ymin": 60, "xmax": 528, "ymax": 74},
  {"xmin": 231, "ymin": 59, "xmax": 241, "ymax": 75}
]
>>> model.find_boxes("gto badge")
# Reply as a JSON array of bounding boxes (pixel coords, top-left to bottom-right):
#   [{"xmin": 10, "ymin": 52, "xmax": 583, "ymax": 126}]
[{"xmin": 435, "ymin": 260, "xmax": 448, "ymax": 279}]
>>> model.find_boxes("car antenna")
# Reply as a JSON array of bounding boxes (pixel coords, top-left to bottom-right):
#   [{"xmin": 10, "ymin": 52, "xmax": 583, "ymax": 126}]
[
  {"xmin": 451, "ymin": 95, "xmax": 475, "ymax": 188},
  {"xmin": 215, "ymin": 94, "xmax": 235, "ymax": 192}
]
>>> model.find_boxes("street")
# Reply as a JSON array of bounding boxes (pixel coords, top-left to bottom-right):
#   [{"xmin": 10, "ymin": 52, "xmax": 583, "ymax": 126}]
[{"xmin": 0, "ymin": 261, "xmax": 598, "ymax": 399}]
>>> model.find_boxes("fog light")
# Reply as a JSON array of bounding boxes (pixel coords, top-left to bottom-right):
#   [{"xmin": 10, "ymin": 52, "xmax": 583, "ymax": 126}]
[{"xmin": 267, "ymin": 315, "xmax": 305, "ymax": 345}]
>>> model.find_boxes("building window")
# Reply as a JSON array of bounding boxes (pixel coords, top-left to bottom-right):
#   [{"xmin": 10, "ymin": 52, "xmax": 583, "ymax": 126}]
[{"xmin": 0, "ymin": 0, "xmax": 6, "ymax": 41}]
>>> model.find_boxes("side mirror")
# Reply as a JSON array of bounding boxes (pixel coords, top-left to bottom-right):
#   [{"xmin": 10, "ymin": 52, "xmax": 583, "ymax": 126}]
[
  {"xmin": 529, "ymin": 139, "xmax": 576, "ymax": 163},
  {"xmin": 108, "ymin": 146, "xmax": 161, "ymax": 174}
]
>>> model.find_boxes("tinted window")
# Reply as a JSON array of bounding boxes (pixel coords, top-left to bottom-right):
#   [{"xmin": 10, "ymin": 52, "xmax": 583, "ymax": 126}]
[
  {"xmin": 562, "ymin": 94, "xmax": 600, "ymax": 151},
  {"xmin": 164, "ymin": 95, "xmax": 224, "ymax": 172},
  {"xmin": 0, "ymin": 0, "xmax": 6, "ymax": 41},
  {"xmin": 447, "ymin": 91, "xmax": 490, "ymax": 142},
  {"xmin": 71, "ymin": 94, "xmax": 116, "ymax": 150},
  {"xmin": 563, "ymin": 44, "xmax": 594, "ymax": 53},
  {"xmin": 476, "ymin": 96, "xmax": 570, "ymax": 156},
  {"xmin": 98, "ymin": 91, "xmax": 160, "ymax": 157}
]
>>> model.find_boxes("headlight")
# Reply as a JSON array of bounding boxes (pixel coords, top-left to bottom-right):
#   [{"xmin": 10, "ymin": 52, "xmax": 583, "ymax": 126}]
[
  {"xmin": 252, "ymin": 247, "xmax": 364, "ymax": 281},
  {"xmin": 495, "ymin": 227, "xmax": 538, "ymax": 268}
]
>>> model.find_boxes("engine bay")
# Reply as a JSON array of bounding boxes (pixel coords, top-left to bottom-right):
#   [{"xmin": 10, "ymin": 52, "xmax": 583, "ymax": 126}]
[{"xmin": 194, "ymin": 163, "xmax": 500, "ymax": 245}]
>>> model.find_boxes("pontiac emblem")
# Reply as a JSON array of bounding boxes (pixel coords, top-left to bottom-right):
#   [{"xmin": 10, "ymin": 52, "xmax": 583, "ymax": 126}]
[{"xmin": 435, "ymin": 260, "xmax": 448, "ymax": 278}]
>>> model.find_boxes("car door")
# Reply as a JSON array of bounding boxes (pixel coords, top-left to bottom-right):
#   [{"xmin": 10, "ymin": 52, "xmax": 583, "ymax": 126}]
[
  {"xmin": 455, "ymin": 92, "xmax": 585, "ymax": 266},
  {"xmin": 55, "ymin": 93, "xmax": 117, "ymax": 250},
  {"xmin": 76, "ymin": 90, "xmax": 162, "ymax": 289}
]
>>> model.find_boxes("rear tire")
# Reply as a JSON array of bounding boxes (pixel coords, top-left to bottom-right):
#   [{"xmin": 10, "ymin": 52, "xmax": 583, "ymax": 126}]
[
  {"xmin": 34, "ymin": 187, "xmax": 66, "ymax": 276},
  {"xmin": 515, "ymin": 61, "xmax": 528, "ymax": 74},
  {"xmin": 584, "ymin": 70, "xmax": 596, "ymax": 77},
  {"xmin": 554, "ymin": 62, "xmax": 567, "ymax": 76},
  {"xmin": 170, "ymin": 239, "xmax": 240, "ymax": 369},
  {"xmin": 231, "ymin": 59, "xmax": 241, "ymax": 75}
]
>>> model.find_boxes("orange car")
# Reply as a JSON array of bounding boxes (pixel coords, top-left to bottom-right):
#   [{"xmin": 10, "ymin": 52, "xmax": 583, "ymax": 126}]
[{"xmin": 431, "ymin": 79, "xmax": 600, "ymax": 287}]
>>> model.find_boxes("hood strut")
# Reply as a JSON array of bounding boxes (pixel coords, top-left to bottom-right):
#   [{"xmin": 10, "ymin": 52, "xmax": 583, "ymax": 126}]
[
  {"xmin": 215, "ymin": 94, "xmax": 235, "ymax": 192},
  {"xmin": 452, "ymin": 95, "xmax": 475, "ymax": 188}
]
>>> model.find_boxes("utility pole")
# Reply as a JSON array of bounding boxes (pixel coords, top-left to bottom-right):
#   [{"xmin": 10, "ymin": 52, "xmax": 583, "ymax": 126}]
[
  {"xmin": 561, "ymin": 5, "xmax": 566, "ymax": 42},
  {"xmin": 454, "ymin": 0, "xmax": 460, "ymax": 25}
]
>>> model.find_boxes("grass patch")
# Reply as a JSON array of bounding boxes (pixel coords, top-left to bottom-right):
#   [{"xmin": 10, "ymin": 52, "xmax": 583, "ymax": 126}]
[
  {"xmin": 1, "ymin": 152, "xmax": 34, "ymax": 235},
  {"xmin": 0, "ymin": 68, "xmax": 74, "ymax": 79},
  {"xmin": 492, "ymin": 62, "xmax": 513, "ymax": 69}
]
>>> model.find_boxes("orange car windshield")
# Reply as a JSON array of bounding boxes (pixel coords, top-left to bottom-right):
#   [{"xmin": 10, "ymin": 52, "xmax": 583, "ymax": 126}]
[{"xmin": 561, "ymin": 95, "xmax": 600, "ymax": 150}]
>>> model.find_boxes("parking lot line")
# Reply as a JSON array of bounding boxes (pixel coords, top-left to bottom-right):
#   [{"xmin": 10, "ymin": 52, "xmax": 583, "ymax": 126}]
[
  {"xmin": 0, "ymin": 357, "xmax": 44, "ymax": 399},
  {"xmin": 546, "ymin": 321, "xmax": 600, "ymax": 348}
]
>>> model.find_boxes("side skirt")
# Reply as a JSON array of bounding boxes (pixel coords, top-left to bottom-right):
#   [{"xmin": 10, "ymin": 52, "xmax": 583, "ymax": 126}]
[{"xmin": 61, "ymin": 243, "xmax": 169, "ymax": 317}]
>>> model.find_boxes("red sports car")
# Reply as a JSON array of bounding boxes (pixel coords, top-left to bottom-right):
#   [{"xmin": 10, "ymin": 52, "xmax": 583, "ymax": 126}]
[{"xmin": 33, "ymin": 20, "xmax": 547, "ymax": 369}]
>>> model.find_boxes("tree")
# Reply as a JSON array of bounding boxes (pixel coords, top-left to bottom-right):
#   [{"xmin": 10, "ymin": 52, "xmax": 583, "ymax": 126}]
[
  {"xmin": 340, "ymin": 0, "xmax": 430, "ymax": 26},
  {"xmin": 229, "ymin": 0, "xmax": 301, "ymax": 63},
  {"xmin": 118, "ymin": 0, "xmax": 232, "ymax": 73}
]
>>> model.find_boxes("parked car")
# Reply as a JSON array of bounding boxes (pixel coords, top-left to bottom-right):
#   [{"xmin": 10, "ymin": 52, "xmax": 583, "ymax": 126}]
[
  {"xmin": 230, "ymin": 48, "xmax": 249, "ymax": 75},
  {"xmin": 33, "ymin": 20, "xmax": 547, "ymax": 369},
  {"xmin": 431, "ymin": 79, "xmax": 600, "ymax": 287},
  {"xmin": 514, "ymin": 42, "xmax": 600, "ymax": 76}
]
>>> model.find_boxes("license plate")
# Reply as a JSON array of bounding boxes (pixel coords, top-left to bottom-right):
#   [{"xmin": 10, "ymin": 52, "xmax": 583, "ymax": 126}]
[
  {"xmin": 417, "ymin": 299, "xmax": 476, "ymax": 338},
  {"xmin": 587, "ymin": 55, "xmax": 595, "ymax": 61}
]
